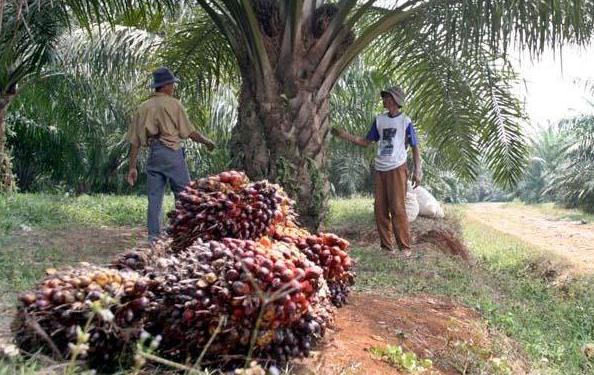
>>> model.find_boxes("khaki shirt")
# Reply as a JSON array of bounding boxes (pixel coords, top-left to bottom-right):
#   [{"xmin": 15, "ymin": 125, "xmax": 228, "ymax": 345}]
[{"xmin": 127, "ymin": 92, "xmax": 195, "ymax": 150}]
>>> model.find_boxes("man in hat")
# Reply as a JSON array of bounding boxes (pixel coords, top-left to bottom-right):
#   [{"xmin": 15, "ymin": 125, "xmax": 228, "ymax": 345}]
[
  {"xmin": 332, "ymin": 86, "xmax": 422, "ymax": 256},
  {"xmin": 126, "ymin": 67, "xmax": 215, "ymax": 244}
]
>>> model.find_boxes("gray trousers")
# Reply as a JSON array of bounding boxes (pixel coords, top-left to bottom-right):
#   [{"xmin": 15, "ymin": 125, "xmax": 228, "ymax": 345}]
[{"xmin": 146, "ymin": 140, "xmax": 190, "ymax": 241}]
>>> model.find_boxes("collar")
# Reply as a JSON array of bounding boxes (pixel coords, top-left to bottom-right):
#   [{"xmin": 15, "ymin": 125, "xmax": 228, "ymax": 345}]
[{"xmin": 151, "ymin": 92, "xmax": 170, "ymax": 98}]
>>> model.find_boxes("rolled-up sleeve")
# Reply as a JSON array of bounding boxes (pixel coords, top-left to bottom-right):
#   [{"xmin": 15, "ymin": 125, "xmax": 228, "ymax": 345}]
[{"xmin": 176, "ymin": 103, "xmax": 196, "ymax": 139}]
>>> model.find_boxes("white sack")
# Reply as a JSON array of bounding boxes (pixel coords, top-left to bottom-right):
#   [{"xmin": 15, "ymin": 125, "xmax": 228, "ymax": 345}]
[
  {"xmin": 414, "ymin": 186, "xmax": 445, "ymax": 218},
  {"xmin": 405, "ymin": 181, "xmax": 419, "ymax": 222}
]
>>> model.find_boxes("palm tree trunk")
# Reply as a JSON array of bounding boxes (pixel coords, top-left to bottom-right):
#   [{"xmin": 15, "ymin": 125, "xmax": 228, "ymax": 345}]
[
  {"xmin": 0, "ymin": 95, "xmax": 16, "ymax": 192},
  {"xmin": 231, "ymin": 82, "xmax": 331, "ymax": 231}
]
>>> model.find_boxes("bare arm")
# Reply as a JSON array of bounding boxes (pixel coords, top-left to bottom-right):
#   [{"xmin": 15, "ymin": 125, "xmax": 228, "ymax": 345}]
[
  {"xmin": 127, "ymin": 143, "xmax": 140, "ymax": 186},
  {"xmin": 411, "ymin": 145, "xmax": 422, "ymax": 187},
  {"xmin": 331, "ymin": 128, "xmax": 373, "ymax": 147},
  {"xmin": 189, "ymin": 131, "xmax": 216, "ymax": 151}
]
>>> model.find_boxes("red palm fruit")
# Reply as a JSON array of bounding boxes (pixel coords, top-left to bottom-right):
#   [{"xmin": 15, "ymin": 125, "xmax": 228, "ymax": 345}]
[
  {"xmin": 280, "ymin": 268, "xmax": 294, "ymax": 282},
  {"xmin": 87, "ymin": 290, "xmax": 102, "ymax": 301},
  {"xmin": 241, "ymin": 257, "xmax": 256, "ymax": 271},
  {"xmin": 271, "ymin": 277, "xmax": 282, "ymax": 289},
  {"xmin": 225, "ymin": 269, "xmax": 240, "ymax": 282},
  {"xmin": 337, "ymin": 239, "xmax": 350, "ymax": 250},
  {"xmin": 35, "ymin": 299, "xmax": 50, "ymax": 309},
  {"xmin": 299, "ymin": 281, "xmax": 313, "ymax": 294},
  {"xmin": 336, "ymin": 249, "xmax": 348, "ymax": 259},
  {"xmin": 257, "ymin": 267, "xmax": 271, "ymax": 281},
  {"xmin": 125, "ymin": 309, "xmax": 134, "ymax": 323},
  {"xmin": 284, "ymin": 301, "xmax": 297, "ymax": 317},
  {"xmin": 219, "ymin": 171, "xmax": 232, "ymax": 183},
  {"xmin": 134, "ymin": 280, "xmax": 148, "ymax": 294},
  {"xmin": 304, "ymin": 266, "xmax": 323, "ymax": 280},
  {"xmin": 294, "ymin": 268, "xmax": 305, "ymax": 280},
  {"xmin": 296, "ymin": 240, "xmax": 308, "ymax": 250},
  {"xmin": 50, "ymin": 290, "xmax": 64, "ymax": 305},
  {"xmin": 183, "ymin": 309, "xmax": 194, "ymax": 322},
  {"xmin": 288, "ymin": 279, "xmax": 301, "ymax": 292},
  {"xmin": 343, "ymin": 257, "xmax": 352, "ymax": 268},
  {"xmin": 273, "ymin": 261, "xmax": 287, "ymax": 273},
  {"xmin": 19, "ymin": 293, "xmax": 36, "ymax": 306},
  {"xmin": 232, "ymin": 281, "xmax": 250, "ymax": 295},
  {"xmin": 130, "ymin": 297, "xmax": 149, "ymax": 311},
  {"xmin": 232, "ymin": 308, "xmax": 244, "ymax": 321}
]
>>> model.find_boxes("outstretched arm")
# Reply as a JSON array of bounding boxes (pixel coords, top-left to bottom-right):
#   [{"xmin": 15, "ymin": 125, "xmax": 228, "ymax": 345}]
[
  {"xmin": 189, "ymin": 131, "xmax": 216, "ymax": 151},
  {"xmin": 411, "ymin": 145, "xmax": 422, "ymax": 188},
  {"xmin": 331, "ymin": 128, "xmax": 373, "ymax": 148}
]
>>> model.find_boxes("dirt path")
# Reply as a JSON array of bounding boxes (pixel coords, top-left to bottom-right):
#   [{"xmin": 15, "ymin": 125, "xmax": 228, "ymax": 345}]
[
  {"xmin": 465, "ymin": 203, "xmax": 594, "ymax": 274},
  {"xmin": 296, "ymin": 293, "xmax": 527, "ymax": 374}
]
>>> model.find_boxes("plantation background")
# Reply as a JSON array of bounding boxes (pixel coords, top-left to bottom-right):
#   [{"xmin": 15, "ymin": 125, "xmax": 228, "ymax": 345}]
[
  {"xmin": 3, "ymin": 1, "xmax": 594, "ymax": 373},
  {"xmin": 5, "ymin": 43, "xmax": 594, "ymax": 211}
]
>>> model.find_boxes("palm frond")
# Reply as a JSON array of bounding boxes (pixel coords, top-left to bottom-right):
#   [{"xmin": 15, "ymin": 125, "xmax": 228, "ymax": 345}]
[
  {"xmin": 162, "ymin": 10, "xmax": 239, "ymax": 105},
  {"xmin": 364, "ymin": 15, "xmax": 529, "ymax": 186}
]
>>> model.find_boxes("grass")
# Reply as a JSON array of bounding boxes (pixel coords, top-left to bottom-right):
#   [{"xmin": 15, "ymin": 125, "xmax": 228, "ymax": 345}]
[
  {"xmin": 2, "ymin": 194, "xmax": 594, "ymax": 373},
  {"xmin": 350, "ymin": 204, "xmax": 594, "ymax": 374},
  {"xmin": 0, "ymin": 193, "xmax": 174, "ymax": 234},
  {"xmin": 504, "ymin": 201, "xmax": 594, "ymax": 223}
]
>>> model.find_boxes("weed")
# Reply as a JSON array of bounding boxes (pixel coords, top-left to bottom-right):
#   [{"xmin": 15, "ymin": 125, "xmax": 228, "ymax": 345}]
[{"xmin": 369, "ymin": 344, "xmax": 432, "ymax": 372}]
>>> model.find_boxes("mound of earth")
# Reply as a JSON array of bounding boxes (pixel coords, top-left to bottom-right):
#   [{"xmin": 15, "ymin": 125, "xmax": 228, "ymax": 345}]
[{"xmin": 294, "ymin": 293, "xmax": 528, "ymax": 374}]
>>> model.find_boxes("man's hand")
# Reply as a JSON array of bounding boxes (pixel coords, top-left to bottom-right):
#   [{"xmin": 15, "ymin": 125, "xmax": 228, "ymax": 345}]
[
  {"xmin": 204, "ymin": 139, "xmax": 216, "ymax": 151},
  {"xmin": 412, "ymin": 171, "xmax": 422, "ymax": 188},
  {"xmin": 331, "ymin": 127, "xmax": 343, "ymax": 137},
  {"xmin": 127, "ymin": 168, "xmax": 138, "ymax": 186}
]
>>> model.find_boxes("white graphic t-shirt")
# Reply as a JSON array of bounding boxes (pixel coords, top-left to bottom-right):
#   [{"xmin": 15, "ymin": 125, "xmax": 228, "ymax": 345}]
[{"xmin": 366, "ymin": 112, "xmax": 418, "ymax": 172}]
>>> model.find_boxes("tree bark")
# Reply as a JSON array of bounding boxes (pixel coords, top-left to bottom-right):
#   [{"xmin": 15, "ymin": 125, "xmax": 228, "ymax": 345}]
[
  {"xmin": 0, "ymin": 95, "xmax": 16, "ymax": 192},
  {"xmin": 230, "ymin": 81, "xmax": 331, "ymax": 231}
]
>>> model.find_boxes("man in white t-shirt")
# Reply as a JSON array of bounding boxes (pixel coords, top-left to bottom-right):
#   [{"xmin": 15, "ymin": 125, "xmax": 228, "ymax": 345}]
[{"xmin": 332, "ymin": 86, "xmax": 422, "ymax": 256}]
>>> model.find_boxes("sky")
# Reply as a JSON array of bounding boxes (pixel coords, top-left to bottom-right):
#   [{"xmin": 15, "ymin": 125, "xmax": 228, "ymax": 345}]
[{"xmin": 513, "ymin": 44, "xmax": 594, "ymax": 132}]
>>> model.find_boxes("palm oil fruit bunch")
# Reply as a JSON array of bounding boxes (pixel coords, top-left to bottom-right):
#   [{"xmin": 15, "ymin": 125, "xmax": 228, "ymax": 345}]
[
  {"xmin": 273, "ymin": 226, "xmax": 355, "ymax": 307},
  {"xmin": 12, "ymin": 265, "xmax": 155, "ymax": 368},
  {"xmin": 167, "ymin": 171, "xmax": 295, "ymax": 252},
  {"xmin": 111, "ymin": 238, "xmax": 171, "ymax": 272},
  {"xmin": 136, "ymin": 238, "xmax": 331, "ymax": 362}
]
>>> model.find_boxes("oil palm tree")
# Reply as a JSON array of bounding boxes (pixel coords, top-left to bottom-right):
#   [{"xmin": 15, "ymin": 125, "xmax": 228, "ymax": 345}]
[
  {"xmin": 163, "ymin": 0, "xmax": 593, "ymax": 229},
  {"xmin": 0, "ymin": 0, "xmax": 171, "ymax": 191},
  {"xmin": 4, "ymin": 0, "xmax": 594, "ymax": 229}
]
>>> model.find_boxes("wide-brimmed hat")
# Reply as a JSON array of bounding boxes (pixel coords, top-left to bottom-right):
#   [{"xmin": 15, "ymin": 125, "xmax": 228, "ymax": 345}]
[
  {"xmin": 380, "ymin": 86, "xmax": 405, "ymax": 106},
  {"xmin": 150, "ymin": 67, "xmax": 180, "ymax": 89}
]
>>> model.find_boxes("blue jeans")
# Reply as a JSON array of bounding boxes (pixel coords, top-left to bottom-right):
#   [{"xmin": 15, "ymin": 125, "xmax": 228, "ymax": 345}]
[{"xmin": 146, "ymin": 141, "xmax": 190, "ymax": 242}]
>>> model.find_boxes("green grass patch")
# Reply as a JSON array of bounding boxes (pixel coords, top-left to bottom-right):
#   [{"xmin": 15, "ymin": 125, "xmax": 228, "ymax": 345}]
[
  {"xmin": 343, "ymin": 201, "xmax": 594, "ymax": 374},
  {"xmin": 2, "ymin": 195, "xmax": 594, "ymax": 374},
  {"xmin": 325, "ymin": 195, "xmax": 374, "ymax": 230},
  {"xmin": 0, "ymin": 193, "xmax": 174, "ymax": 234}
]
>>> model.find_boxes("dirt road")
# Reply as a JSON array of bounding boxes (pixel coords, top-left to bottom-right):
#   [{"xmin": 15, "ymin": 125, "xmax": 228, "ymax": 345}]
[{"xmin": 465, "ymin": 203, "xmax": 594, "ymax": 274}]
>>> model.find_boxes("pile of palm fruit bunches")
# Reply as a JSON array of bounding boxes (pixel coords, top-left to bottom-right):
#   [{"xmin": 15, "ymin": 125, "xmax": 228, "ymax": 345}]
[{"xmin": 12, "ymin": 171, "xmax": 355, "ymax": 370}]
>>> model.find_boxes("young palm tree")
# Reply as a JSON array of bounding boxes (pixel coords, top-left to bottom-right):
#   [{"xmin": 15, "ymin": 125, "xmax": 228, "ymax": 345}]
[
  {"xmin": 7, "ymin": 25, "xmax": 160, "ymax": 192},
  {"xmin": 166, "ymin": 0, "xmax": 592, "ymax": 229},
  {"xmin": 0, "ymin": 0, "xmax": 170, "ymax": 192},
  {"xmin": 550, "ymin": 118, "xmax": 594, "ymax": 212}
]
